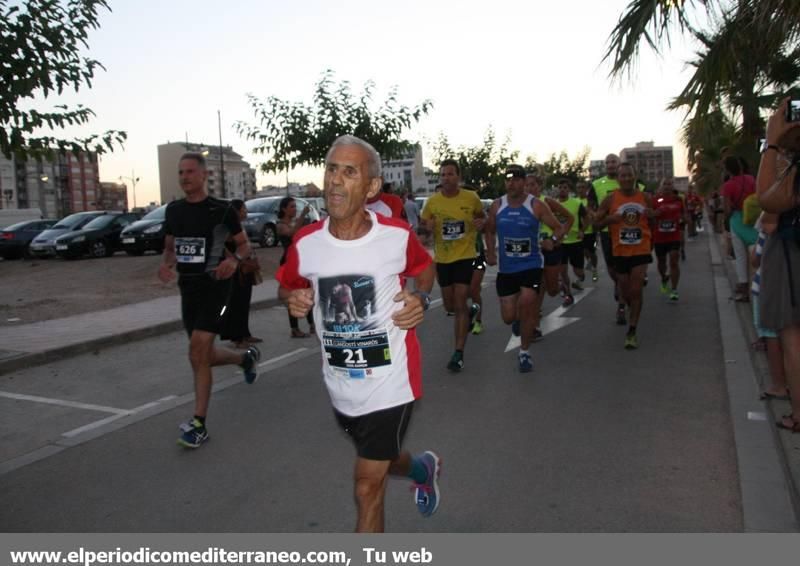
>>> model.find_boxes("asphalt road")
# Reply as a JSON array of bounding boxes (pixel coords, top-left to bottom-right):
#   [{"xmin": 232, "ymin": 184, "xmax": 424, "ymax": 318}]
[{"xmin": 0, "ymin": 235, "xmax": 744, "ymax": 532}]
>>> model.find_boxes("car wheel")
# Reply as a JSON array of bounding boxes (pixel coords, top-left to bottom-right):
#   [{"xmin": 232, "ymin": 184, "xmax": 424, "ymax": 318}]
[
  {"xmin": 260, "ymin": 224, "xmax": 277, "ymax": 248},
  {"xmin": 90, "ymin": 240, "xmax": 107, "ymax": 258}
]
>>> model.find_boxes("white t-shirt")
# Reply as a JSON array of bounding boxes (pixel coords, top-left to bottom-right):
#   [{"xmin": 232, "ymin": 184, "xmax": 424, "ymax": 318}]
[{"xmin": 276, "ymin": 211, "xmax": 432, "ymax": 416}]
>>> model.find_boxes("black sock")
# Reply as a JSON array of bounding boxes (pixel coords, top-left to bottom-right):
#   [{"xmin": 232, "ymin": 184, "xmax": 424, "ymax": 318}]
[
  {"xmin": 194, "ymin": 415, "xmax": 206, "ymax": 426},
  {"xmin": 628, "ymin": 325, "xmax": 636, "ymax": 335}
]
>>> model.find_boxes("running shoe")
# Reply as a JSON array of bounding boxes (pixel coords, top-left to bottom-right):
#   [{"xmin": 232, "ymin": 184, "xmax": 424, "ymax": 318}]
[
  {"xmin": 518, "ymin": 352, "xmax": 533, "ymax": 373},
  {"xmin": 511, "ymin": 320, "xmax": 520, "ymax": 337},
  {"xmin": 177, "ymin": 418, "xmax": 209, "ymax": 448},
  {"xmin": 471, "ymin": 320, "xmax": 483, "ymax": 335},
  {"xmin": 592, "ymin": 269, "xmax": 599, "ymax": 282},
  {"xmin": 624, "ymin": 333, "xmax": 638, "ymax": 350},
  {"xmin": 660, "ymin": 278, "xmax": 670, "ymax": 294},
  {"xmin": 571, "ymin": 280, "xmax": 584, "ymax": 291},
  {"xmin": 413, "ymin": 451, "xmax": 441, "ymax": 517},
  {"xmin": 468, "ymin": 303, "xmax": 481, "ymax": 328},
  {"xmin": 643, "ymin": 276, "xmax": 648, "ymax": 287},
  {"xmin": 562, "ymin": 294, "xmax": 575, "ymax": 308},
  {"xmin": 681, "ymin": 249, "xmax": 687, "ymax": 261},
  {"xmin": 669, "ymin": 290, "xmax": 679, "ymax": 302},
  {"xmin": 447, "ymin": 351, "xmax": 464, "ymax": 372},
  {"xmin": 241, "ymin": 346, "xmax": 261, "ymax": 384},
  {"xmin": 533, "ymin": 328, "xmax": 544, "ymax": 342},
  {"xmin": 616, "ymin": 305, "xmax": 627, "ymax": 325}
]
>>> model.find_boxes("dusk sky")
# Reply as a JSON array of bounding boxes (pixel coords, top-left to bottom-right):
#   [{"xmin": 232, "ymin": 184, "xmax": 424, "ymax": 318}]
[{"xmin": 39, "ymin": 0, "xmax": 702, "ymax": 206}]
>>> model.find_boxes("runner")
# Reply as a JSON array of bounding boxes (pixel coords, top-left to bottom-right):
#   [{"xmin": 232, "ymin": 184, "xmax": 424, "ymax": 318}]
[
  {"xmin": 525, "ymin": 173, "xmax": 573, "ymax": 339},
  {"xmin": 556, "ymin": 178, "xmax": 589, "ymax": 306},
  {"xmin": 486, "ymin": 165, "xmax": 565, "ymax": 372},
  {"xmin": 594, "ymin": 162, "xmax": 655, "ymax": 349},
  {"xmin": 470, "ymin": 218, "xmax": 487, "ymax": 335},
  {"xmin": 420, "ymin": 159, "xmax": 485, "ymax": 372},
  {"xmin": 366, "ymin": 184, "xmax": 407, "ymax": 221},
  {"xmin": 590, "ymin": 154, "xmax": 627, "ymax": 324},
  {"xmin": 276, "ymin": 135, "xmax": 440, "ymax": 532},
  {"xmin": 686, "ymin": 185, "xmax": 704, "ymax": 238},
  {"xmin": 158, "ymin": 152, "xmax": 260, "ymax": 449},
  {"xmin": 576, "ymin": 180, "xmax": 598, "ymax": 282},
  {"xmin": 653, "ymin": 178, "xmax": 686, "ymax": 301}
]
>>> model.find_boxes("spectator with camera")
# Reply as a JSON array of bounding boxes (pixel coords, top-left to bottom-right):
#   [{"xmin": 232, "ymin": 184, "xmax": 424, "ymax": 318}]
[{"xmin": 756, "ymin": 97, "xmax": 800, "ymax": 432}]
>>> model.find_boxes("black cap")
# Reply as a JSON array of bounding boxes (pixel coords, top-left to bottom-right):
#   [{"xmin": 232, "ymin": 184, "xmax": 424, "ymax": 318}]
[{"xmin": 504, "ymin": 164, "xmax": 526, "ymax": 179}]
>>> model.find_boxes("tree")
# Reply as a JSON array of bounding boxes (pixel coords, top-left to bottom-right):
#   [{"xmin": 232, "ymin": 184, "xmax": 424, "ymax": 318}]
[
  {"xmin": 1, "ymin": 0, "xmax": 126, "ymax": 159},
  {"xmin": 234, "ymin": 70, "xmax": 433, "ymax": 175},
  {"xmin": 527, "ymin": 148, "xmax": 590, "ymax": 190},
  {"xmin": 429, "ymin": 128, "xmax": 519, "ymax": 199}
]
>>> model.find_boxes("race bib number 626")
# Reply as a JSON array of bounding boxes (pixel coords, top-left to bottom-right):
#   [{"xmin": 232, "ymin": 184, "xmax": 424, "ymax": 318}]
[{"xmin": 175, "ymin": 237, "xmax": 206, "ymax": 264}]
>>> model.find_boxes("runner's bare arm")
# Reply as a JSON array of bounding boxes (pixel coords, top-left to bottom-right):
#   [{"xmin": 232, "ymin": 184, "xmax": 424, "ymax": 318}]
[
  {"xmin": 158, "ymin": 235, "xmax": 176, "ymax": 283},
  {"xmin": 545, "ymin": 197, "xmax": 573, "ymax": 240},
  {"xmin": 213, "ymin": 230, "xmax": 251, "ymax": 280},
  {"xmin": 279, "ymin": 286, "xmax": 314, "ymax": 318},
  {"xmin": 392, "ymin": 262, "xmax": 435, "ymax": 330},
  {"xmin": 484, "ymin": 200, "xmax": 499, "ymax": 266},
  {"xmin": 536, "ymin": 199, "xmax": 566, "ymax": 240},
  {"xmin": 593, "ymin": 195, "xmax": 619, "ymax": 228}
]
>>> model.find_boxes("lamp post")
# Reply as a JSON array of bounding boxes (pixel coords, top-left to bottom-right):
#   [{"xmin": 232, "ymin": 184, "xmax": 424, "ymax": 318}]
[{"xmin": 119, "ymin": 171, "xmax": 140, "ymax": 210}]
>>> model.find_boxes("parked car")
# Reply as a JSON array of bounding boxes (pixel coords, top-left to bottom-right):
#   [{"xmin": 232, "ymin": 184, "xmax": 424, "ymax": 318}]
[
  {"xmin": 242, "ymin": 196, "xmax": 320, "ymax": 247},
  {"xmin": 54, "ymin": 212, "xmax": 140, "ymax": 259},
  {"xmin": 0, "ymin": 219, "xmax": 58, "ymax": 259},
  {"xmin": 304, "ymin": 197, "xmax": 328, "ymax": 219},
  {"xmin": 29, "ymin": 211, "xmax": 110, "ymax": 258},
  {"xmin": 120, "ymin": 204, "xmax": 167, "ymax": 255}
]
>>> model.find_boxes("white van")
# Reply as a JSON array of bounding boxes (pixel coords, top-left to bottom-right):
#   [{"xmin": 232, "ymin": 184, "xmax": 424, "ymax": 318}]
[{"xmin": 0, "ymin": 208, "xmax": 44, "ymax": 229}]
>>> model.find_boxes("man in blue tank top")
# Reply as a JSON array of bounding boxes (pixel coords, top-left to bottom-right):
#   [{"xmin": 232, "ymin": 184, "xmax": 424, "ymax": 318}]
[{"xmin": 485, "ymin": 164, "xmax": 565, "ymax": 372}]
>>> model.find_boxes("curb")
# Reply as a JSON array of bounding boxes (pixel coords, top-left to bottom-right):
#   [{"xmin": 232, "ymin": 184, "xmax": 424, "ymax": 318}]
[{"xmin": 0, "ymin": 297, "xmax": 282, "ymax": 377}]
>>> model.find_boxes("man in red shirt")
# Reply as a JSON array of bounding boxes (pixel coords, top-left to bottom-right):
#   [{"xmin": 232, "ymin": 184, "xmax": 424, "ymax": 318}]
[
  {"xmin": 365, "ymin": 183, "xmax": 408, "ymax": 221},
  {"xmin": 653, "ymin": 178, "xmax": 687, "ymax": 301}
]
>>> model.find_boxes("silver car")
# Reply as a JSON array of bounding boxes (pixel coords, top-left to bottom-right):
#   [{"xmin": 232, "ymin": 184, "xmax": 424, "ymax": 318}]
[{"xmin": 242, "ymin": 196, "xmax": 321, "ymax": 247}]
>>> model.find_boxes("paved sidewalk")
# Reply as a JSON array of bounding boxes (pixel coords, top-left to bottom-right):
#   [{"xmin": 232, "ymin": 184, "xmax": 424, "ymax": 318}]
[{"xmin": 0, "ymin": 279, "xmax": 282, "ymax": 375}]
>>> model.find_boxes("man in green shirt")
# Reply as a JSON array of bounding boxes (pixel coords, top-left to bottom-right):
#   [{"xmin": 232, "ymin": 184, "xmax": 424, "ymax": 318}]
[{"xmin": 556, "ymin": 179, "xmax": 589, "ymax": 306}]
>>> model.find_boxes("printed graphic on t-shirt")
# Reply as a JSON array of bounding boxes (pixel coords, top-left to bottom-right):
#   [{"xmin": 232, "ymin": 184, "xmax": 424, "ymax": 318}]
[
  {"xmin": 618, "ymin": 204, "xmax": 644, "ymax": 245},
  {"xmin": 319, "ymin": 274, "xmax": 392, "ymax": 380}
]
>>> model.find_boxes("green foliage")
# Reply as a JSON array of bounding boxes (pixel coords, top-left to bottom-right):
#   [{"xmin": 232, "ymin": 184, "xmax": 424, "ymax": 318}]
[
  {"xmin": 528, "ymin": 148, "xmax": 591, "ymax": 190},
  {"xmin": 429, "ymin": 127, "xmax": 519, "ymax": 199},
  {"xmin": 0, "ymin": 0, "xmax": 126, "ymax": 159},
  {"xmin": 235, "ymin": 70, "xmax": 433, "ymax": 174}
]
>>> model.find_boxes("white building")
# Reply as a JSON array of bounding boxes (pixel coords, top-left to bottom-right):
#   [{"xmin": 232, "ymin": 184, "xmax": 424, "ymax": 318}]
[
  {"xmin": 620, "ymin": 141, "xmax": 674, "ymax": 185},
  {"xmin": 381, "ymin": 145, "xmax": 428, "ymax": 194}
]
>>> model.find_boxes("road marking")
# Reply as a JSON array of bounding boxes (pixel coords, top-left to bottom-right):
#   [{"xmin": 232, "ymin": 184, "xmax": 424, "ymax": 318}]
[
  {"xmin": 60, "ymin": 395, "xmax": 179, "ymax": 438},
  {"xmin": 747, "ymin": 411, "xmax": 768, "ymax": 422},
  {"xmin": 504, "ymin": 287, "xmax": 596, "ymax": 352},
  {"xmin": 0, "ymin": 391, "xmax": 130, "ymax": 414},
  {"xmin": 258, "ymin": 348, "xmax": 308, "ymax": 368}
]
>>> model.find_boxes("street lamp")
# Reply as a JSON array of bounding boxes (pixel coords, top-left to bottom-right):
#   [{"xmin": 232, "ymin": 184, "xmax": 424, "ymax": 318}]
[{"xmin": 119, "ymin": 171, "xmax": 140, "ymax": 209}]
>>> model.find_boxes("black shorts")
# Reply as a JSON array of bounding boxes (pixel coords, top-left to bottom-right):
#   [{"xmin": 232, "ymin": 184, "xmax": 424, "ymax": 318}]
[
  {"xmin": 560, "ymin": 242, "xmax": 585, "ymax": 269},
  {"xmin": 600, "ymin": 231, "xmax": 614, "ymax": 267},
  {"xmin": 179, "ymin": 275, "xmax": 232, "ymax": 337},
  {"xmin": 654, "ymin": 241, "xmax": 681, "ymax": 257},
  {"xmin": 582, "ymin": 232, "xmax": 597, "ymax": 252},
  {"xmin": 436, "ymin": 258, "xmax": 474, "ymax": 287},
  {"xmin": 473, "ymin": 251, "xmax": 487, "ymax": 271},
  {"xmin": 542, "ymin": 246, "xmax": 562, "ymax": 267},
  {"xmin": 334, "ymin": 402, "xmax": 414, "ymax": 461},
  {"xmin": 496, "ymin": 268, "xmax": 543, "ymax": 297},
  {"xmin": 613, "ymin": 254, "xmax": 653, "ymax": 275}
]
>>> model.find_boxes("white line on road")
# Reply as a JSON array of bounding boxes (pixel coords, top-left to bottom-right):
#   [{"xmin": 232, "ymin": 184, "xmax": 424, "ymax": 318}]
[
  {"xmin": 0, "ymin": 391, "xmax": 131, "ymax": 415},
  {"xmin": 60, "ymin": 395, "xmax": 179, "ymax": 438},
  {"xmin": 258, "ymin": 348, "xmax": 308, "ymax": 368}
]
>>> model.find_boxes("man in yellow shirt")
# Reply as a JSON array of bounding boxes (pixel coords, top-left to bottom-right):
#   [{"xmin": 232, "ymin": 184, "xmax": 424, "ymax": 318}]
[{"xmin": 421, "ymin": 159, "xmax": 486, "ymax": 372}]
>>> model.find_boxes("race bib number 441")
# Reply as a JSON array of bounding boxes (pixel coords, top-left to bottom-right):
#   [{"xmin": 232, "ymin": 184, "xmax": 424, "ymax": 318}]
[{"xmin": 175, "ymin": 237, "xmax": 206, "ymax": 263}]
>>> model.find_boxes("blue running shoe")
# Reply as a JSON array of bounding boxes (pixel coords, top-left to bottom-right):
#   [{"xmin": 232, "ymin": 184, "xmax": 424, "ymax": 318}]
[
  {"xmin": 241, "ymin": 346, "xmax": 261, "ymax": 384},
  {"xmin": 518, "ymin": 352, "xmax": 533, "ymax": 373},
  {"xmin": 177, "ymin": 418, "xmax": 208, "ymax": 448},
  {"xmin": 511, "ymin": 320, "xmax": 520, "ymax": 337},
  {"xmin": 413, "ymin": 451, "xmax": 441, "ymax": 517}
]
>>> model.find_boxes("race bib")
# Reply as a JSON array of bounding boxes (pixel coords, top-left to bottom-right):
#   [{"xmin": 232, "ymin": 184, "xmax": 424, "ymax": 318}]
[
  {"xmin": 323, "ymin": 328, "xmax": 392, "ymax": 379},
  {"xmin": 504, "ymin": 237, "xmax": 531, "ymax": 257},
  {"xmin": 175, "ymin": 237, "xmax": 206, "ymax": 264},
  {"xmin": 659, "ymin": 220, "xmax": 677, "ymax": 232},
  {"xmin": 441, "ymin": 220, "xmax": 466, "ymax": 241},
  {"xmin": 619, "ymin": 228, "xmax": 643, "ymax": 245}
]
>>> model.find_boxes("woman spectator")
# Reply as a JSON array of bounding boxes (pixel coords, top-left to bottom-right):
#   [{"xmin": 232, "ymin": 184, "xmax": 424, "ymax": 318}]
[
  {"xmin": 277, "ymin": 197, "xmax": 315, "ymax": 338},
  {"xmin": 221, "ymin": 199, "xmax": 262, "ymax": 348},
  {"xmin": 756, "ymin": 98, "xmax": 800, "ymax": 431},
  {"xmin": 721, "ymin": 156, "xmax": 757, "ymax": 301}
]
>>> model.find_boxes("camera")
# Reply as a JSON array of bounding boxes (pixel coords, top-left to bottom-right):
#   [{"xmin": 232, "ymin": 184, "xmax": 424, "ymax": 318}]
[
  {"xmin": 759, "ymin": 137, "xmax": 767, "ymax": 152},
  {"xmin": 787, "ymin": 99, "xmax": 800, "ymax": 123}
]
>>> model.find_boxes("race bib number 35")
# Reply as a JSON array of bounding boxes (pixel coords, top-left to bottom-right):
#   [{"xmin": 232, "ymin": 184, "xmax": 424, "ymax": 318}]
[
  {"xmin": 175, "ymin": 237, "xmax": 206, "ymax": 263},
  {"xmin": 504, "ymin": 237, "xmax": 531, "ymax": 257}
]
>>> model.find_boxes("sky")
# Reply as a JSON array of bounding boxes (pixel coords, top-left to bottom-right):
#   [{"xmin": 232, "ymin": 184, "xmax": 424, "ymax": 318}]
[{"xmin": 37, "ymin": 0, "xmax": 702, "ymax": 207}]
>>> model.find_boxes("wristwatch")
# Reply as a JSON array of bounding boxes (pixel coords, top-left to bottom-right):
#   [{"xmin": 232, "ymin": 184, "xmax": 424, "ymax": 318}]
[
  {"xmin": 413, "ymin": 290, "xmax": 431, "ymax": 311},
  {"xmin": 761, "ymin": 143, "xmax": 780, "ymax": 154}
]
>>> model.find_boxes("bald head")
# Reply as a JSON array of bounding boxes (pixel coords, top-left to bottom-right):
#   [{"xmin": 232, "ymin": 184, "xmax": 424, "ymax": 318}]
[{"xmin": 605, "ymin": 154, "xmax": 620, "ymax": 178}]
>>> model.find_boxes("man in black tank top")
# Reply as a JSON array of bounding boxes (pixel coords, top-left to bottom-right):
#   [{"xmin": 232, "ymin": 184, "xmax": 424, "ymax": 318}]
[{"xmin": 158, "ymin": 152, "xmax": 261, "ymax": 448}]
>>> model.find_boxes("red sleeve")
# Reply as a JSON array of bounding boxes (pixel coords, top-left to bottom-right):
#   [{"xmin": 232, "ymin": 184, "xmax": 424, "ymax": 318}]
[
  {"xmin": 386, "ymin": 194, "xmax": 406, "ymax": 221},
  {"xmin": 274, "ymin": 242, "xmax": 311, "ymax": 290},
  {"xmin": 403, "ymin": 230, "xmax": 432, "ymax": 277}
]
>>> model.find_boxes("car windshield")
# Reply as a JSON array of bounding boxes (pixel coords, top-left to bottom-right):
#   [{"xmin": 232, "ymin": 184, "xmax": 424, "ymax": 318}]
[
  {"xmin": 52, "ymin": 213, "xmax": 99, "ymax": 229},
  {"xmin": 141, "ymin": 205, "xmax": 166, "ymax": 221},
  {"xmin": 246, "ymin": 198, "xmax": 279, "ymax": 214},
  {"xmin": 82, "ymin": 215, "xmax": 116, "ymax": 230}
]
